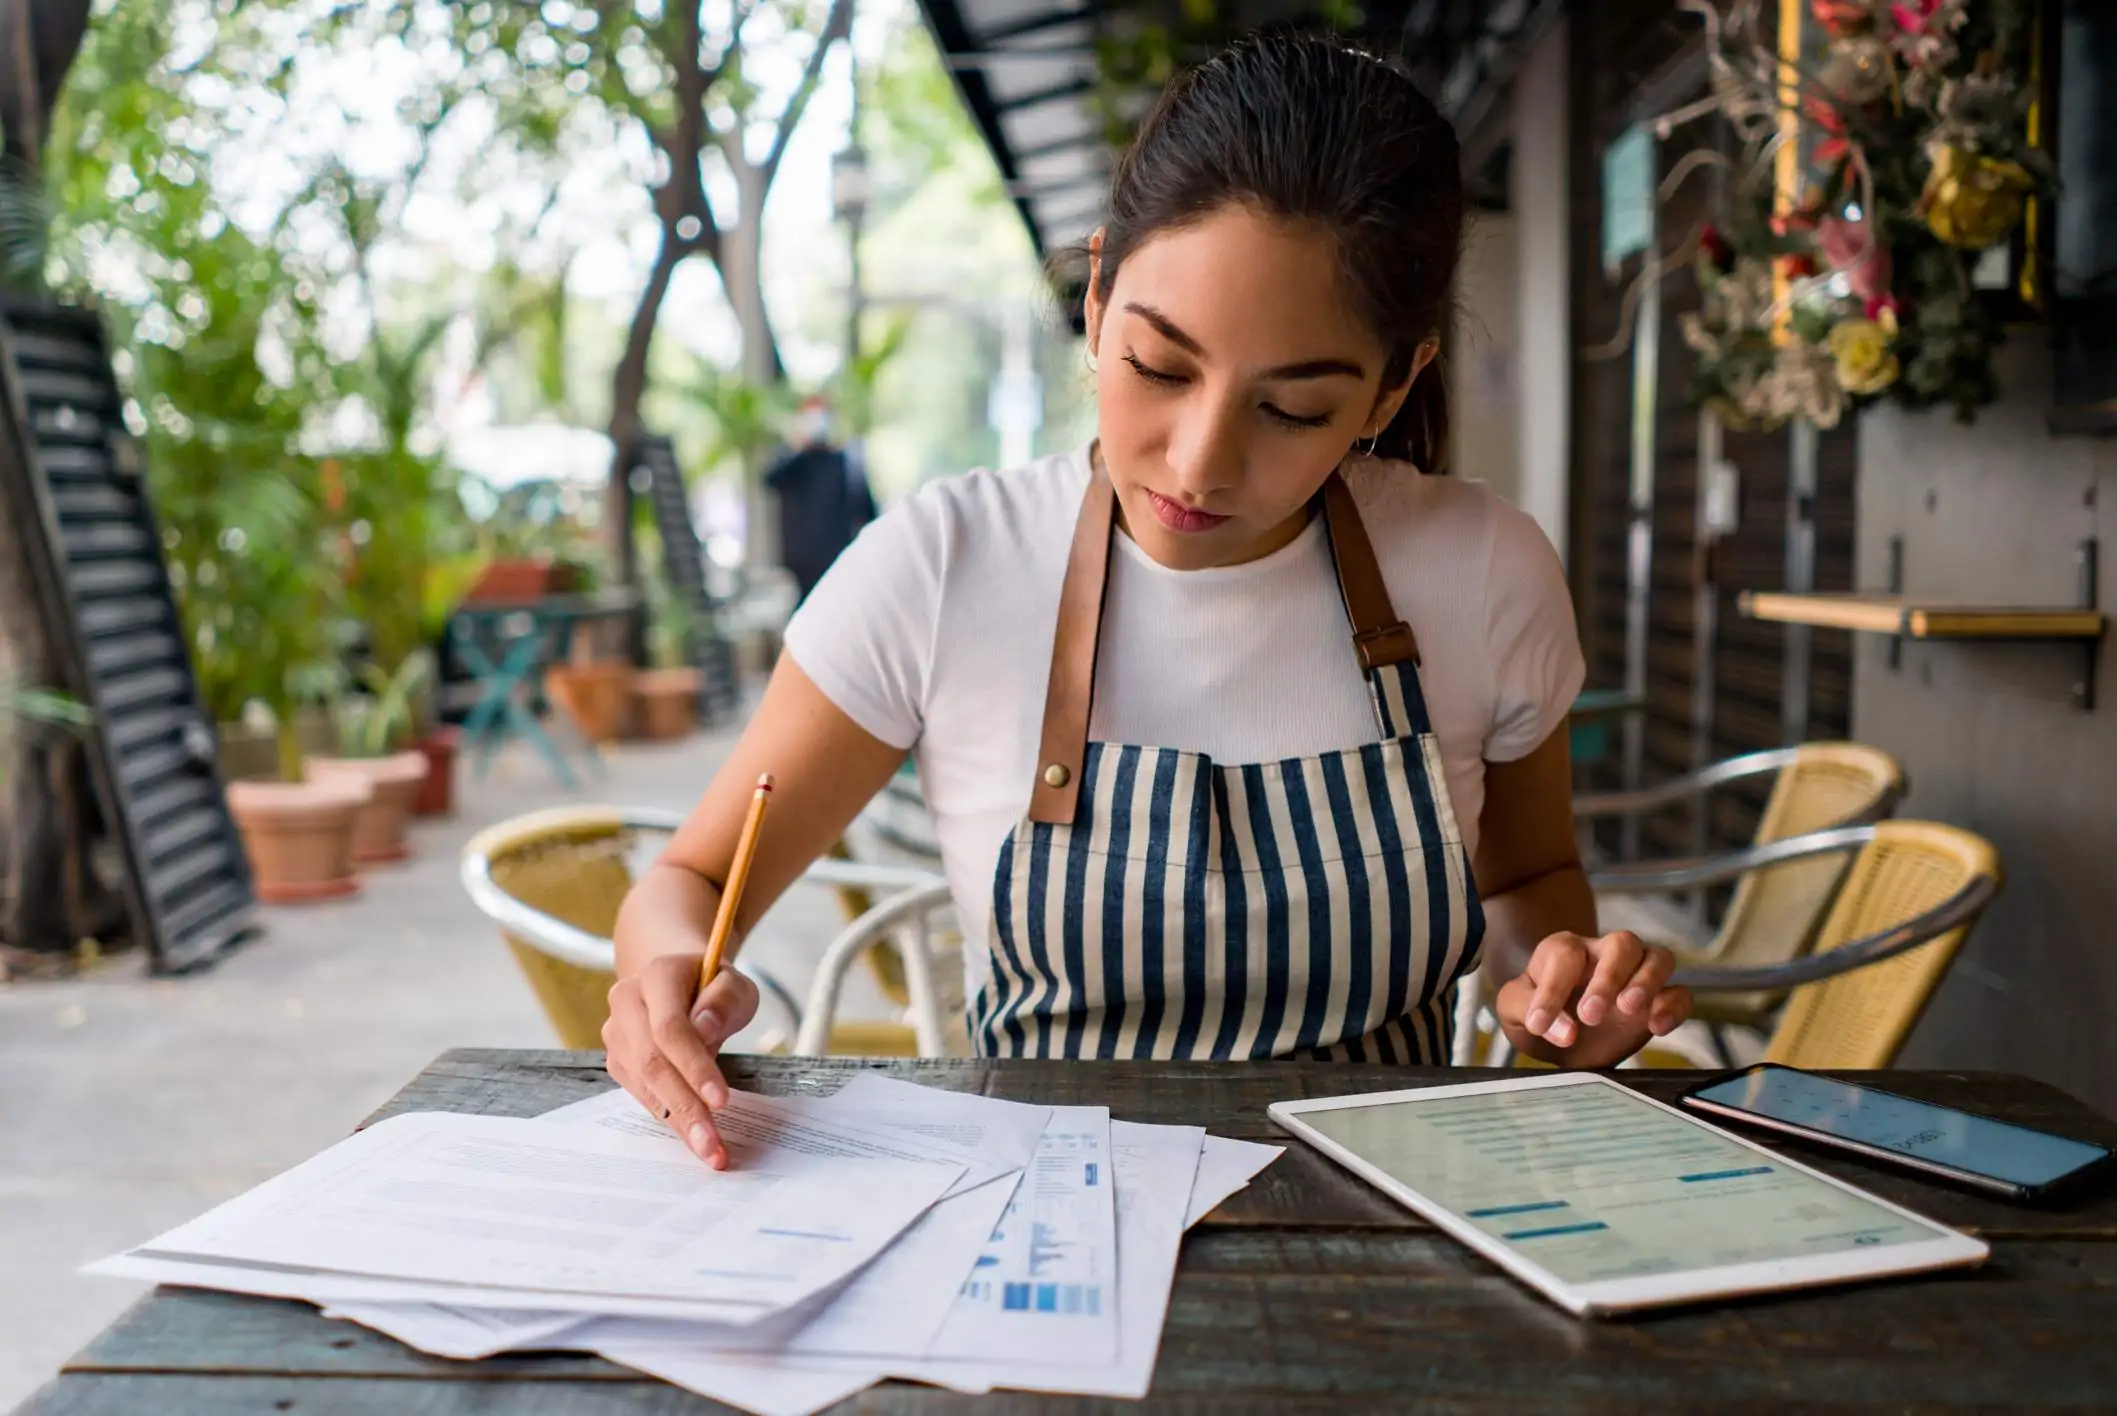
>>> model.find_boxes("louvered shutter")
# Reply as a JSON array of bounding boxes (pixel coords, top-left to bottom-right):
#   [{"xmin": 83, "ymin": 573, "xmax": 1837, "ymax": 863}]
[{"xmin": 0, "ymin": 298, "xmax": 256, "ymax": 971}]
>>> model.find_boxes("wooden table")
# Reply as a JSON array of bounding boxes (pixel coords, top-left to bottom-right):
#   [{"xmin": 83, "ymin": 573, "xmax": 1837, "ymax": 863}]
[{"xmin": 24, "ymin": 1051, "xmax": 2117, "ymax": 1413}]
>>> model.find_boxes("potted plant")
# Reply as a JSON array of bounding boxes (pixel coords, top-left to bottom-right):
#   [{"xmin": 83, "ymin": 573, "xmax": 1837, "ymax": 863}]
[
  {"xmin": 306, "ymin": 652, "xmax": 433, "ymax": 864},
  {"xmin": 631, "ymin": 539, "xmax": 702, "ymax": 741}
]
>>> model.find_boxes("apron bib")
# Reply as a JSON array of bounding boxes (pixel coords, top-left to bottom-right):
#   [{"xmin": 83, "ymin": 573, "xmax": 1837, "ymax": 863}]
[{"xmin": 970, "ymin": 459, "xmax": 1484, "ymax": 1061}]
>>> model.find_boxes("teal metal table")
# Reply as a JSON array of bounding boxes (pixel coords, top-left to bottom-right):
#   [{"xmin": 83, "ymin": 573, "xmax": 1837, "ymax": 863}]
[{"xmin": 449, "ymin": 590, "xmax": 638, "ymax": 788}]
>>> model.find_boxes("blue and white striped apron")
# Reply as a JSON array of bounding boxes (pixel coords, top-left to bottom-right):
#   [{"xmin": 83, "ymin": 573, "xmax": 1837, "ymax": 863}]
[{"xmin": 969, "ymin": 461, "xmax": 1484, "ymax": 1062}]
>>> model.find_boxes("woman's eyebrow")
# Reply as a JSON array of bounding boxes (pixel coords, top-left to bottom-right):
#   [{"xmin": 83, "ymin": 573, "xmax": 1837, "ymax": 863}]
[{"xmin": 1122, "ymin": 301, "xmax": 1367, "ymax": 381}]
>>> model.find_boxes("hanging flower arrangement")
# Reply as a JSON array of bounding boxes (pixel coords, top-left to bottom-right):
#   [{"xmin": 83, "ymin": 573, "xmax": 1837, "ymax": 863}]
[{"xmin": 1669, "ymin": 0, "xmax": 2049, "ymax": 431}]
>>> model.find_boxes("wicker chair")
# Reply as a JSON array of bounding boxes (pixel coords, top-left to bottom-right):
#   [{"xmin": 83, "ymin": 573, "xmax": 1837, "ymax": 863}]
[
  {"xmin": 460, "ymin": 806, "xmax": 951, "ymax": 1055},
  {"xmin": 1456, "ymin": 819, "xmax": 1997, "ymax": 1072},
  {"xmin": 1580, "ymin": 742, "xmax": 1905, "ymax": 1045},
  {"xmin": 1667, "ymin": 821, "xmax": 2002, "ymax": 1069}
]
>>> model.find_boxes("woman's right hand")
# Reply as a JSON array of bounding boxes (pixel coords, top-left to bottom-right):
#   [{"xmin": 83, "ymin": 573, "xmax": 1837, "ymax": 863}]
[{"xmin": 602, "ymin": 953, "xmax": 760, "ymax": 1169}]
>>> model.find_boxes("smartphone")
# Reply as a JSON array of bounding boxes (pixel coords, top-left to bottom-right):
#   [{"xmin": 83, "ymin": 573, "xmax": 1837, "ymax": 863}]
[{"xmin": 1679, "ymin": 1063, "xmax": 2116, "ymax": 1201}]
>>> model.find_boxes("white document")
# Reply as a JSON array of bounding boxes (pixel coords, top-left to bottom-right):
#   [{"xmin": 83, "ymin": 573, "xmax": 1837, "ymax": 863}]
[
  {"xmin": 917, "ymin": 1105, "xmax": 1117, "ymax": 1364},
  {"xmin": 321, "ymin": 1081, "xmax": 1043, "ymax": 1361},
  {"xmin": 639, "ymin": 1119, "xmax": 1207, "ymax": 1401},
  {"xmin": 127, "ymin": 1112, "xmax": 961, "ymax": 1313},
  {"xmin": 1185, "ymin": 1134, "xmax": 1286, "ymax": 1227},
  {"xmin": 538, "ymin": 1080, "xmax": 1050, "ymax": 1200}
]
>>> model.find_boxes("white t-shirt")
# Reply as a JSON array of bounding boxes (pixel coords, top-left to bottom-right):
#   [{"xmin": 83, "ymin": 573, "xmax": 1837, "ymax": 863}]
[{"xmin": 784, "ymin": 444, "xmax": 1585, "ymax": 991}]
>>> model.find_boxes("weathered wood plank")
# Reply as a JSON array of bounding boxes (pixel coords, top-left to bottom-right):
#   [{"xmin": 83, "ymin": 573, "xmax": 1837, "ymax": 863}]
[
  {"xmin": 365, "ymin": 1052, "xmax": 2117, "ymax": 1239},
  {"xmin": 38, "ymin": 1052, "xmax": 2115, "ymax": 1415},
  {"xmin": 9, "ymin": 1372, "xmax": 1859, "ymax": 1416},
  {"xmin": 54, "ymin": 1236, "xmax": 2117, "ymax": 1408}
]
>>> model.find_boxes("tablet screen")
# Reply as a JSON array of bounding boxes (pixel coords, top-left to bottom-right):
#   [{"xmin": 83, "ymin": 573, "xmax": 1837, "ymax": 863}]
[{"xmin": 1300, "ymin": 1081, "xmax": 1938, "ymax": 1285}]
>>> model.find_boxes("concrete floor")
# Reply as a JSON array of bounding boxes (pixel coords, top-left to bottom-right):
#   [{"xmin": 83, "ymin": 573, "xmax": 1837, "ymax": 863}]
[{"xmin": 0, "ymin": 726, "xmax": 888, "ymax": 1411}]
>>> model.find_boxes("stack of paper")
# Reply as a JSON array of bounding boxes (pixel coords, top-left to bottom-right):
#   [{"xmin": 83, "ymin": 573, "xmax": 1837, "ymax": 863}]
[{"xmin": 89, "ymin": 1075, "xmax": 1281, "ymax": 1415}]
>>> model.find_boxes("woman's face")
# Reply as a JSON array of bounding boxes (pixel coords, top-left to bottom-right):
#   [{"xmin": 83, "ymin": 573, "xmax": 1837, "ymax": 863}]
[{"xmin": 1086, "ymin": 203, "xmax": 1428, "ymax": 571}]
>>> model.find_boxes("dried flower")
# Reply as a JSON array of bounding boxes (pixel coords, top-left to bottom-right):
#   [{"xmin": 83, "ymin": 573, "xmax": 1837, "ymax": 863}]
[
  {"xmin": 1812, "ymin": 0, "xmax": 1878, "ymax": 37},
  {"xmin": 1921, "ymin": 145, "xmax": 2034, "ymax": 249},
  {"xmin": 1820, "ymin": 35, "xmax": 1894, "ymax": 105},
  {"xmin": 1817, "ymin": 215, "xmax": 1891, "ymax": 300},
  {"xmin": 1697, "ymin": 223, "xmax": 1733, "ymax": 273},
  {"xmin": 1828, "ymin": 309, "xmax": 1901, "ymax": 396}
]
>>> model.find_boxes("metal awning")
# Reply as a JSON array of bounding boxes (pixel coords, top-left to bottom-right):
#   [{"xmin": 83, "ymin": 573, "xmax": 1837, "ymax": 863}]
[{"xmin": 913, "ymin": 0, "xmax": 1565, "ymax": 278}]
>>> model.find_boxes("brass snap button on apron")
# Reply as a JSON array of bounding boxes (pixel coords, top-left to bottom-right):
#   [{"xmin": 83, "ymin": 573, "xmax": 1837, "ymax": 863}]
[{"xmin": 1043, "ymin": 763, "xmax": 1070, "ymax": 788}]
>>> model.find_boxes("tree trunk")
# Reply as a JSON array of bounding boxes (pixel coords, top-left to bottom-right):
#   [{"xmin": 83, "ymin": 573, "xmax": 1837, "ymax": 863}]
[
  {"xmin": 602, "ymin": 228, "xmax": 685, "ymax": 595},
  {"xmin": 722, "ymin": 165, "xmax": 780, "ymax": 572},
  {"xmin": 0, "ymin": 0, "xmax": 93, "ymax": 170}
]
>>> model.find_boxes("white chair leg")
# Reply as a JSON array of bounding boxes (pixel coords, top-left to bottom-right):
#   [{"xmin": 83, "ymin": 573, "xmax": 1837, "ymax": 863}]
[
  {"xmin": 893, "ymin": 912, "xmax": 950, "ymax": 1059},
  {"xmin": 793, "ymin": 882, "xmax": 956, "ymax": 1057}
]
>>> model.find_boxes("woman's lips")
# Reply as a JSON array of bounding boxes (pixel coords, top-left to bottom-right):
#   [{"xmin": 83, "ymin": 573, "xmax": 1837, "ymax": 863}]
[{"xmin": 1144, "ymin": 489, "xmax": 1231, "ymax": 534}]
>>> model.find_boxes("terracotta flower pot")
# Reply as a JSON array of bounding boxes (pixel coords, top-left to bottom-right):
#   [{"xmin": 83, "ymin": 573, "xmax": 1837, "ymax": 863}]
[
  {"xmin": 216, "ymin": 721, "xmax": 281, "ymax": 783},
  {"xmin": 631, "ymin": 667, "xmax": 701, "ymax": 741},
  {"xmin": 227, "ymin": 776, "xmax": 372, "ymax": 905},
  {"xmin": 546, "ymin": 662, "xmax": 633, "ymax": 743},
  {"xmin": 307, "ymin": 752, "xmax": 429, "ymax": 864},
  {"xmin": 412, "ymin": 727, "xmax": 460, "ymax": 817}
]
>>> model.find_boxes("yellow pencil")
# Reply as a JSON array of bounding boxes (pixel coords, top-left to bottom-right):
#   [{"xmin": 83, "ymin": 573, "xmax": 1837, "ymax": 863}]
[{"xmin": 701, "ymin": 773, "xmax": 773, "ymax": 992}]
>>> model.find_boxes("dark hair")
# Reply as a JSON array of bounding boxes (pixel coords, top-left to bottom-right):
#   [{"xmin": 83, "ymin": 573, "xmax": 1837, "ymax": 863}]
[{"xmin": 1093, "ymin": 32, "xmax": 1464, "ymax": 473}]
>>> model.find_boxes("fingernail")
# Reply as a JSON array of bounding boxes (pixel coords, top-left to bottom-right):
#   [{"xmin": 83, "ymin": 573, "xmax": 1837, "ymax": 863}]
[
  {"xmin": 1579, "ymin": 996, "xmax": 1606, "ymax": 1025},
  {"xmin": 703, "ymin": 1081, "xmax": 728, "ymax": 1109},
  {"xmin": 1525, "ymin": 1008, "xmax": 1552, "ymax": 1035},
  {"xmin": 688, "ymin": 1124, "xmax": 712, "ymax": 1158},
  {"xmin": 1550, "ymin": 1015, "xmax": 1574, "ymax": 1045},
  {"xmin": 692, "ymin": 1004, "xmax": 724, "ymax": 1037},
  {"xmin": 1620, "ymin": 988, "xmax": 1648, "ymax": 1014}
]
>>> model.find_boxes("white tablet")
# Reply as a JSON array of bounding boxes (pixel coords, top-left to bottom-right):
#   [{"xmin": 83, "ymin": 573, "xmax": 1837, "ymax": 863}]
[{"xmin": 1269, "ymin": 1071, "xmax": 1988, "ymax": 1316}]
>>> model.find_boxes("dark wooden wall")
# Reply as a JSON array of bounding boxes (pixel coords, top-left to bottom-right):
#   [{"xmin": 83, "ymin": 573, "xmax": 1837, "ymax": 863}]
[
  {"xmin": 1566, "ymin": 0, "xmax": 1855, "ymax": 863},
  {"xmin": 1856, "ymin": 341, "xmax": 2117, "ymax": 1116}
]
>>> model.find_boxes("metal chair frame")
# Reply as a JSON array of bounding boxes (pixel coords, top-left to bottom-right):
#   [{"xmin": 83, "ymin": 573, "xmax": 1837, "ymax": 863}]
[
  {"xmin": 1574, "ymin": 745, "xmax": 1902, "ymax": 839},
  {"xmin": 1462, "ymin": 823, "xmax": 1997, "ymax": 1069},
  {"xmin": 460, "ymin": 806, "xmax": 951, "ymax": 1053}
]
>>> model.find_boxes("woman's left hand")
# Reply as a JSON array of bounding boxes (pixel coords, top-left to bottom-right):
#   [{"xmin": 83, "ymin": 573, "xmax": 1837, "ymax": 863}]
[{"xmin": 1493, "ymin": 931, "xmax": 1693, "ymax": 1069}]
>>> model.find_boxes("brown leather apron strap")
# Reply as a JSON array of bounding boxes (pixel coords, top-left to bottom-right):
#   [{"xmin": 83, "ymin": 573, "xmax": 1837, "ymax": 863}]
[
  {"xmin": 1026, "ymin": 461, "xmax": 1415, "ymax": 824},
  {"xmin": 1321, "ymin": 471, "xmax": 1420, "ymax": 670},
  {"xmin": 1027, "ymin": 455, "xmax": 1116, "ymax": 824}
]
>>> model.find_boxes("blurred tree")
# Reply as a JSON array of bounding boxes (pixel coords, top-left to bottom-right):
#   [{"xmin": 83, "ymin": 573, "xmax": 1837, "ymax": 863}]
[{"xmin": 411, "ymin": 0, "xmax": 854, "ymax": 581}]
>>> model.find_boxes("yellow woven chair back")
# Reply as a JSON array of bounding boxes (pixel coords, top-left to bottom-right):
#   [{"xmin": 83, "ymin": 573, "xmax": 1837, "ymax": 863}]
[
  {"xmin": 1710, "ymin": 742, "xmax": 1904, "ymax": 973},
  {"xmin": 465, "ymin": 808, "xmax": 642, "ymax": 1049},
  {"xmin": 1765, "ymin": 821, "xmax": 2000, "ymax": 1070}
]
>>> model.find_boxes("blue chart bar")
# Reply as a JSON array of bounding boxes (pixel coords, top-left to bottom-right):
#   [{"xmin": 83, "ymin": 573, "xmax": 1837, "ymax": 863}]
[
  {"xmin": 1467, "ymin": 1200, "xmax": 1570, "ymax": 1219},
  {"xmin": 1003, "ymin": 1282, "xmax": 1102, "ymax": 1314},
  {"xmin": 1677, "ymin": 1166, "xmax": 1774, "ymax": 1184},
  {"xmin": 1503, "ymin": 1221, "xmax": 1610, "ymax": 1241}
]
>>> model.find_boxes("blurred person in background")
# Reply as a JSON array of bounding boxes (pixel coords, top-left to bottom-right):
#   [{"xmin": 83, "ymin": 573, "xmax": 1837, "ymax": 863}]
[{"xmin": 766, "ymin": 395, "xmax": 877, "ymax": 602}]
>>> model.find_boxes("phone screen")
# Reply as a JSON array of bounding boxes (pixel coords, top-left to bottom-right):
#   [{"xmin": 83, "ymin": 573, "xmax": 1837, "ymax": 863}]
[{"xmin": 1690, "ymin": 1067, "xmax": 2110, "ymax": 1190}]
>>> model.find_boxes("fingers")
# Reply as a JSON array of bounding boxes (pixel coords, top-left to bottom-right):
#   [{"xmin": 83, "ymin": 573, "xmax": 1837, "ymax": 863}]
[
  {"xmin": 693, "ymin": 968, "xmax": 761, "ymax": 1053},
  {"xmin": 1522, "ymin": 934, "xmax": 1590, "ymax": 1047},
  {"xmin": 642, "ymin": 954, "xmax": 732, "ymax": 1110},
  {"xmin": 638, "ymin": 1048, "xmax": 727, "ymax": 1168},
  {"xmin": 1575, "ymin": 931, "xmax": 1645, "ymax": 1028},
  {"xmin": 1648, "ymin": 985, "xmax": 1693, "ymax": 1036},
  {"xmin": 1617, "ymin": 945, "xmax": 1677, "ymax": 1018},
  {"xmin": 602, "ymin": 960, "xmax": 744, "ymax": 1170}
]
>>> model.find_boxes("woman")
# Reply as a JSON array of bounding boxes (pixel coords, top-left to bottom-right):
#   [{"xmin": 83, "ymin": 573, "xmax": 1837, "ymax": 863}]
[{"xmin": 609, "ymin": 33, "xmax": 1693, "ymax": 1167}]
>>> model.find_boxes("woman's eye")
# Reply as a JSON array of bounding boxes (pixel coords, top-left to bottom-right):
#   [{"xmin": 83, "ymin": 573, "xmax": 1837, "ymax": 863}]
[
  {"xmin": 1263, "ymin": 405, "xmax": 1332, "ymax": 430},
  {"xmin": 1123, "ymin": 353, "xmax": 1185, "ymax": 386}
]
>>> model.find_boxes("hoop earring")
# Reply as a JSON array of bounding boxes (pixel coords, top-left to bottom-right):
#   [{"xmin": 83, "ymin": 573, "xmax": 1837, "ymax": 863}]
[{"xmin": 1357, "ymin": 433, "xmax": 1379, "ymax": 459}]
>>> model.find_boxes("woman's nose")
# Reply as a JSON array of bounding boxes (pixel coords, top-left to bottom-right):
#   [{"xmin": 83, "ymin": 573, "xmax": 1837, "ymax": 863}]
[{"xmin": 1164, "ymin": 404, "xmax": 1244, "ymax": 501}]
